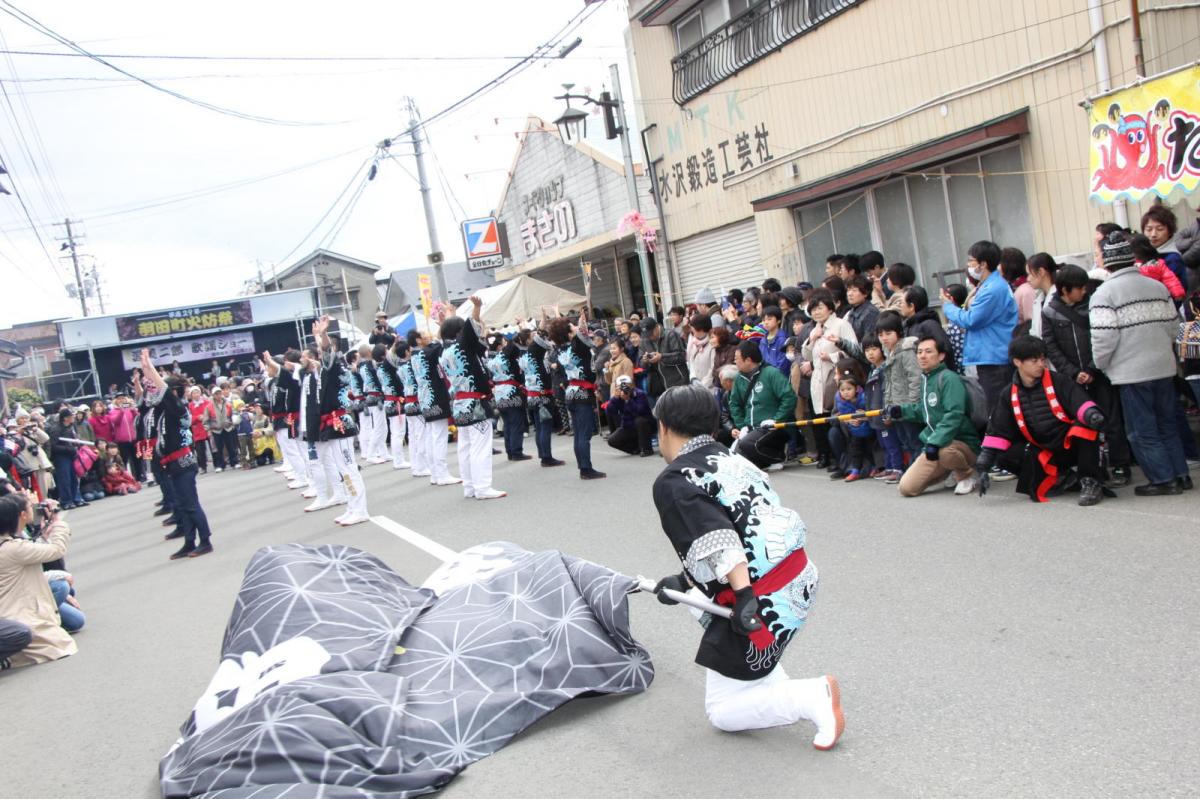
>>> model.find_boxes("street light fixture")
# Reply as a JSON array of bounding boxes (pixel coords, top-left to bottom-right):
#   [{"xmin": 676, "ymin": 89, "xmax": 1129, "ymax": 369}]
[{"xmin": 553, "ymin": 104, "xmax": 589, "ymax": 143}]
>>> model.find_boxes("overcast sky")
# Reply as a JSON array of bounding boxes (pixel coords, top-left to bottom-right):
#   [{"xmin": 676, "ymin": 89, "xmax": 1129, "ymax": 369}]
[{"xmin": 0, "ymin": 0, "xmax": 637, "ymax": 326}]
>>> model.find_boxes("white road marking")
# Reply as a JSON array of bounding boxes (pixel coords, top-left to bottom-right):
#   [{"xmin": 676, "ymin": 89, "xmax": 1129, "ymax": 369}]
[{"xmin": 370, "ymin": 515, "xmax": 457, "ymax": 563}]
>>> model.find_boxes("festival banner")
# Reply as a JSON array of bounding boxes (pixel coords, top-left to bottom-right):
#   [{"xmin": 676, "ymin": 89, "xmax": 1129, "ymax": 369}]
[
  {"xmin": 1088, "ymin": 63, "xmax": 1200, "ymax": 204},
  {"xmin": 120, "ymin": 330, "xmax": 257, "ymax": 370},
  {"xmin": 417, "ymin": 273, "xmax": 434, "ymax": 327},
  {"xmin": 115, "ymin": 300, "xmax": 254, "ymax": 342}
]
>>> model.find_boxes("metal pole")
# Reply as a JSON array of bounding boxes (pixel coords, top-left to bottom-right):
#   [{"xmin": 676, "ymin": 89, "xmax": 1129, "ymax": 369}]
[
  {"xmin": 1130, "ymin": 0, "xmax": 1146, "ymax": 78},
  {"xmin": 340, "ymin": 268, "xmax": 354, "ymax": 335},
  {"xmin": 609, "ymin": 63, "xmax": 659, "ymax": 317},
  {"xmin": 92, "ymin": 263, "xmax": 106, "ymax": 314},
  {"xmin": 64, "ymin": 219, "xmax": 87, "ymax": 317},
  {"xmin": 612, "ymin": 243, "xmax": 626, "ymax": 316},
  {"xmin": 310, "ymin": 262, "xmax": 322, "ymax": 314},
  {"xmin": 408, "ymin": 98, "xmax": 448, "ymax": 303}
]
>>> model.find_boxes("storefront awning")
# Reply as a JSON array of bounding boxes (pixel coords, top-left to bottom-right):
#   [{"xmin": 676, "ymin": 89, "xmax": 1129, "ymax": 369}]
[{"xmin": 751, "ymin": 109, "xmax": 1030, "ymax": 212}]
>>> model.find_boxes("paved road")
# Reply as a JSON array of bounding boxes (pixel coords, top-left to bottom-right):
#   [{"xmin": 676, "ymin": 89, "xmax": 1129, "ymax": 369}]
[{"xmin": 4, "ymin": 437, "xmax": 1198, "ymax": 798}]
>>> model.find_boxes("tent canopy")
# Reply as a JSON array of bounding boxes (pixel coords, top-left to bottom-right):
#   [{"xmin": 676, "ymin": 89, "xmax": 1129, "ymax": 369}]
[{"xmin": 455, "ymin": 275, "xmax": 586, "ymax": 327}]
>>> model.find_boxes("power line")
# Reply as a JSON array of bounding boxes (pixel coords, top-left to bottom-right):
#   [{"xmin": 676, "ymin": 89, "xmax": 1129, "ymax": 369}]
[
  {"xmin": 0, "ymin": 149, "xmax": 62, "ymax": 278},
  {"xmin": 274, "ymin": 155, "xmax": 373, "ymax": 266},
  {"xmin": 0, "ymin": 46, "xmax": 627, "ymax": 62},
  {"xmin": 0, "ymin": 2, "xmax": 358, "ymax": 127}
]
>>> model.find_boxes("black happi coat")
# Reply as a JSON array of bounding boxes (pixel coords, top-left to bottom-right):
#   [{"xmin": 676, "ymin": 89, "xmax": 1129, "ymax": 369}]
[
  {"xmin": 412, "ymin": 344, "xmax": 452, "ymax": 423},
  {"xmin": 652, "ymin": 438, "xmax": 817, "ymax": 681},
  {"xmin": 376, "ymin": 358, "xmax": 403, "ymax": 417},
  {"xmin": 318, "ymin": 350, "xmax": 359, "ymax": 441},
  {"xmin": 358, "ymin": 359, "xmax": 382, "ymax": 407},
  {"xmin": 151, "ymin": 388, "xmax": 198, "ymax": 474},
  {"xmin": 273, "ymin": 366, "xmax": 302, "ymax": 433}
]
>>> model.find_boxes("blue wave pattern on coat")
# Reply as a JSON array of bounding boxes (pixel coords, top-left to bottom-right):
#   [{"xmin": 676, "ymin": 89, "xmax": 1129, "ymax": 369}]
[
  {"xmin": 399, "ymin": 360, "xmax": 421, "ymax": 416},
  {"xmin": 518, "ymin": 347, "xmax": 549, "ymax": 407},
  {"xmin": 441, "ymin": 342, "xmax": 488, "ymax": 426},
  {"xmin": 487, "ymin": 350, "xmax": 524, "ymax": 409}
]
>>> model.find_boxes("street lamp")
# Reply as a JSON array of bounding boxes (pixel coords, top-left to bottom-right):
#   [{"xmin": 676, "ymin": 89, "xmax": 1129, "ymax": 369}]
[{"xmin": 551, "ymin": 67, "xmax": 663, "ymax": 316}]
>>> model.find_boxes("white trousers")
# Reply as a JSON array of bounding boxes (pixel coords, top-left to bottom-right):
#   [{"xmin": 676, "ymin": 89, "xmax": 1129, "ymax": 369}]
[
  {"xmin": 703, "ymin": 667, "xmax": 826, "ymax": 733},
  {"xmin": 457, "ymin": 419, "xmax": 494, "ymax": 495},
  {"xmin": 357, "ymin": 408, "xmax": 376, "ymax": 459},
  {"xmin": 407, "ymin": 416, "xmax": 428, "ymax": 474},
  {"xmin": 316, "ymin": 438, "xmax": 367, "ymax": 517},
  {"xmin": 308, "ymin": 437, "xmax": 342, "ymax": 505},
  {"xmin": 422, "ymin": 418, "xmax": 452, "ymax": 482},
  {"xmin": 368, "ymin": 406, "xmax": 388, "ymax": 459},
  {"xmin": 387, "ymin": 414, "xmax": 410, "ymax": 467},
  {"xmin": 276, "ymin": 430, "xmax": 307, "ymax": 481}
]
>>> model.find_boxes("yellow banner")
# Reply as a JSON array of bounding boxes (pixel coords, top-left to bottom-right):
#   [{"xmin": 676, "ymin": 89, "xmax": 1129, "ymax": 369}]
[
  {"xmin": 417, "ymin": 273, "xmax": 433, "ymax": 324},
  {"xmin": 1089, "ymin": 63, "xmax": 1200, "ymax": 204}
]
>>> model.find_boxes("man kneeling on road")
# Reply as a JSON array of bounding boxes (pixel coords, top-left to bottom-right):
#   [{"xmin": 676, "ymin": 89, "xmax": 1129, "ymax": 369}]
[
  {"xmin": 887, "ymin": 335, "xmax": 980, "ymax": 497},
  {"xmin": 975, "ymin": 335, "xmax": 1107, "ymax": 506},
  {"xmin": 728, "ymin": 341, "xmax": 796, "ymax": 471},
  {"xmin": 606, "ymin": 375, "xmax": 655, "ymax": 457}
]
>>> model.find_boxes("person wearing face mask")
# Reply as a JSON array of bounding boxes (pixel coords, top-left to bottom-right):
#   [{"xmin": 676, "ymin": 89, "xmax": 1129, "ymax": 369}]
[{"xmin": 941, "ymin": 240, "xmax": 1019, "ymax": 415}]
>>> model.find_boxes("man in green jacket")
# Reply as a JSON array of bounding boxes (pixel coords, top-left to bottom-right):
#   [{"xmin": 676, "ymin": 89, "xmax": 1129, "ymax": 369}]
[
  {"xmin": 887, "ymin": 335, "xmax": 980, "ymax": 497},
  {"xmin": 729, "ymin": 341, "xmax": 797, "ymax": 471}
]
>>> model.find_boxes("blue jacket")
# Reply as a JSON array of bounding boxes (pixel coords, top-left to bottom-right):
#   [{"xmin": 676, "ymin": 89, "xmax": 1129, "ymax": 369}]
[
  {"xmin": 607, "ymin": 389, "xmax": 653, "ymax": 429},
  {"xmin": 942, "ymin": 270, "xmax": 1017, "ymax": 366},
  {"xmin": 834, "ymin": 390, "xmax": 875, "ymax": 438},
  {"xmin": 758, "ymin": 330, "xmax": 789, "ymax": 372}
]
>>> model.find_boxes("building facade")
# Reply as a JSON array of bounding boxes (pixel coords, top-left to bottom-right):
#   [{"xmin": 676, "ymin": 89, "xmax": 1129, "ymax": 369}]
[
  {"xmin": 272, "ymin": 249, "xmax": 382, "ymax": 333},
  {"xmin": 628, "ymin": 0, "xmax": 1200, "ymax": 298},
  {"xmin": 492, "ymin": 118, "xmax": 664, "ymax": 316}
]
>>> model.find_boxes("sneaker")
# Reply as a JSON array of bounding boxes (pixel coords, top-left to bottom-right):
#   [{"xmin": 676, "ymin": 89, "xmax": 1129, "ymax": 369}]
[
  {"xmin": 333, "ymin": 511, "xmax": 350, "ymax": 524},
  {"xmin": 580, "ymin": 468, "xmax": 607, "ymax": 480},
  {"xmin": 829, "ymin": 469, "xmax": 847, "ymax": 480},
  {"xmin": 796, "ymin": 455, "xmax": 817, "ymax": 466},
  {"xmin": 1177, "ymin": 475, "xmax": 1194, "ymax": 491},
  {"xmin": 1134, "ymin": 481, "xmax": 1182, "ymax": 496},
  {"xmin": 412, "ymin": 470, "xmax": 431, "ymax": 477},
  {"xmin": 153, "ymin": 507, "xmax": 172, "ymax": 517},
  {"xmin": 884, "ymin": 470, "xmax": 902, "ymax": 485},
  {"xmin": 474, "ymin": 487, "xmax": 507, "ymax": 500},
  {"xmin": 843, "ymin": 470, "xmax": 864, "ymax": 483},
  {"xmin": 1107, "ymin": 465, "xmax": 1132, "ymax": 487},
  {"xmin": 1078, "ymin": 477, "xmax": 1104, "ymax": 506},
  {"xmin": 169, "ymin": 545, "xmax": 195, "ymax": 560},
  {"xmin": 507, "ymin": 454, "xmax": 532, "ymax": 462},
  {"xmin": 304, "ymin": 499, "xmax": 340, "ymax": 512},
  {"xmin": 273, "ymin": 465, "xmax": 290, "ymax": 473},
  {"xmin": 463, "ymin": 488, "xmax": 475, "ymax": 499},
  {"xmin": 287, "ymin": 480, "xmax": 307, "ymax": 490},
  {"xmin": 433, "ymin": 476, "xmax": 463, "ymax": 486},
  {"xmin": 809, "ymin": 676, "xmax": 845, "ymax": 751},
  {"xmin": 301, "ymin": 488, "xmax": 318, "ymax": 499},
  {"xmin": 163, "ymin": 529, "xmax": 185, "ymax": 541},
  {"xmin": 767, "ymin": 463, "xmax": 784, "ymax": 472},
  {"xmin": 541, "ymin": 458, "xmax": 566, "ymax": 467},
  {"xmin": 367, "ymin": 457, "xmax": 389, "ymax": 465},
  {"xmin": 943, "ymin": 474, "xmax": 958, "ymax": 490},
  {"xmin": 989, "ymin": 467, "xmax": 1016, "ymax": 482},
  {"xmin": 392, "ymin": 461, "xmax": 411, "ymax": 470},
  {"xmin": 213, "ymin": 467, "xmax": 224, "ymax": 474},
  {"xmin": 336, "ymin": 514, "xmax": 370, "ymax": 527},
  {"xmin": 187, "ymin": 543, "xmax": 214, "ymax": 558},
  {"xmin": 232, "ymin": 464, "xmax": 241, "ymax": 470},
  {"xmin": 872, "ymin": 469, "xmax": 893, "ymax": 480},
  {"xmin": 954, "ymin": 474, "xmax": 978, "ymax": 495}
]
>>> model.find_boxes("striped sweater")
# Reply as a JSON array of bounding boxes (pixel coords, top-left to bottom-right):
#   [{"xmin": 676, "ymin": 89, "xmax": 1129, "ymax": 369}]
[{"xmin": 1088, "ymin": 268, "xmax": 1179, "ymax": 385}]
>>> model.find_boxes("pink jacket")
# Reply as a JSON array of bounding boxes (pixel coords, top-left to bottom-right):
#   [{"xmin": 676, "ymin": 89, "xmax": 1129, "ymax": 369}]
[
  {"xmin": 88, "ymin": 412, "xmax": 115, "ymax": 443},
  {"xmin": 1138, "ymin": 258, "xmax": 1186, "ymax": 300},
  {"xmin": 108, "ymin": 407, "xmax": 138, "ymax": 443}
]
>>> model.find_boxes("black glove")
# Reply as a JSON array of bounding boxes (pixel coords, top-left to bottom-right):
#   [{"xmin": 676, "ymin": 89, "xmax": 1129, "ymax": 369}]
[
  {"xmin": 730, "ymin": 586, "xmax": 764, "ymax": 636},
  {"xmin": 923, "ymin": 443, "xmax": 940, "ymax": 462},
  {"xmin": 974, "ymin": 447, "xmax": 997, "ymax": 474},
  {"xmin": 886, "ymin": 405, "xmax": 903, "ymax": 420},
  {"xmin": 1081, "ymin": 405, "xmax": 1106, "ymax": 430},
  {"xmin": 652, "ymin": 572, "xmax": 690, "ymax": 606},
  {"xmin": 978, "ymin": 469, "xmax": 991, "ymax": 498}
]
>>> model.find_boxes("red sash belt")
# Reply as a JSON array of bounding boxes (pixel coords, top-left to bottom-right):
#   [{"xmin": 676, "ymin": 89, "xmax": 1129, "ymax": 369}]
[
  {"xmin": 160, "ymin": 446, "xmax": 192, "ymax": 466},
  {"xmin": 384, "ymin": 395, "xmax": 403, "ymax": 402},
  {"xmin": 403, "ymin": 395, "xmax": 417, "ymax": 403},
  {"xmin": 714, "ymin": 547, "xmax": 809, "ymax": 652},
  {"xmin": 526, "ymin": 389, "xmax": 553, "ymax": 398},
  {"xmin": 321, "ymin": 409, "xmax": 349, "ymax": 432},
  {"xmin": 455, "ymin": 391, "xmax": 489, "ymax": 400},
  {"xmin": 270, "ymin": 412, "xmax": 286, "ymax": 421},
  {"xmin": 367, "ymin": 391, "xmax": 382, "ymax": 397},
  {"xmin": 568, "ymin": 379, "xmax": 597, "ymax": 390}
]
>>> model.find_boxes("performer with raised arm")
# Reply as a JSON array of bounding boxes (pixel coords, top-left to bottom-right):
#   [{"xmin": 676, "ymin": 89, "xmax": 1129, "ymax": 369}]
[
  {"xmin": 649, "ymin": 384, "xmax": 843, "ymax": 747},
  {"xmin": 356, "ymin": 343, "xmax": 388, "ymax": 465},
  {"xmin": 375, "ymin": 341, "xmax": 411, "ymax": 470},
  {"xmin": 132, "ymin": 368, "xmax": 176, "ymax": 521},
  {"xmin": 546, "ymin": 308, "xmax": 605, "ymax": 480},
  {"xmin": 441, "ymin": 295, "xmax": 506, "ymax": 499},
  {"xmin": 139, "ymin": 348, "xmax": 214, "ymax": 560},
  {"xmin": 411, "ymin": 311, "xmax": 461, "ymax": 487},
  {"xmin": 261, "ymin": 350, "xmax": 309, "ymax": 491},
  {"xmin": 311, "ymin": 316, "xmax": 370, "ymax": 526},
  {"xmin": 489, "ymin": 329, "xmax": 529, "ymax": 462},
  {"xmin": 299, "ymin": 333, "xmax": 347, "ymax": 513},
  {"xmin": 515, "ymin": 317, "xmax": 565, "ymax": 467},
  {"xmin": 400, "ymin": 333, "xmax": 429, "ymax": 477}
]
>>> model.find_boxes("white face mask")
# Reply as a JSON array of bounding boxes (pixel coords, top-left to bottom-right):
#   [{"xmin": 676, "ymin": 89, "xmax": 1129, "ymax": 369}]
[
  {"xmin": 785, "ymin": 352, "xmax": 796, "ymax": 362},
  {"xmin": 967, "ymin": 266, "xmax": 983, "ymax": 281}
]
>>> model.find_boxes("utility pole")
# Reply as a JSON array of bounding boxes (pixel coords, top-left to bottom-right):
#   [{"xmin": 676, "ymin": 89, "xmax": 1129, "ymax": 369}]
[
  {"xmin": 406, "ymin": 97, "xmax": 447, "ymax": 303},
  {"xmin": 1130, "ymin": 0, "xmax": 1146, "ymax": 78},
  {"xmin": 608, "ymin": 64, "xmax": 661, "ymax": 315},
  {"xmin": 91, "ymin": 261, "xmax": 106, "ymax": 314},
  {"xmin": 55, "ymin": 218, "xmax": 88, "ymax": 317}
]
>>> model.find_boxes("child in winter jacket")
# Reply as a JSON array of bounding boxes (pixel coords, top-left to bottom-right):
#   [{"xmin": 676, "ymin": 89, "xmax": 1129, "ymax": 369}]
[
  {"xmin": 834, "ymin": 377, "xmax": 875, "ymax": 482},
  {"xmin": 1130, "ymin": 234, "xmax": 1186, "ymax": 302},
  {"xmin": 863, "ymin": 336, "xmax": 903, "ymax": 480},
  {"xmin": 101, "ymin": 461, "xmax": 141, "ymax": 495}
]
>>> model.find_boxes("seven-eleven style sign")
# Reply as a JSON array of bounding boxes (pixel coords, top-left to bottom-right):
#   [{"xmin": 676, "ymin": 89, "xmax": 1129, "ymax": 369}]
[{"xmin": 462, "ymin": 216, "xmax": 504, "ymax": 271}]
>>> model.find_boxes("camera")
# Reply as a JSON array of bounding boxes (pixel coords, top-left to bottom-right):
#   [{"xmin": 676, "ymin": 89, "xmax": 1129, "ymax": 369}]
[{"xmin": 31, "ymin": 501, "xmax": 55, "ymax": 526}]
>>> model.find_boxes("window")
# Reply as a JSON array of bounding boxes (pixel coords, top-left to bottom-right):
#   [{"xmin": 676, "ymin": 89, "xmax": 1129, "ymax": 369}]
[{"xmin": 793, "ymin": 144, "xmax": 1035, "ymax": 295}]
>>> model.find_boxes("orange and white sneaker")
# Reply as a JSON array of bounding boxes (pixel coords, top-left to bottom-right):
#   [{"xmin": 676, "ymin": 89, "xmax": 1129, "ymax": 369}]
[{"xmin": 810, "ymin": 675, "xmax": 845, "ymax": 750}]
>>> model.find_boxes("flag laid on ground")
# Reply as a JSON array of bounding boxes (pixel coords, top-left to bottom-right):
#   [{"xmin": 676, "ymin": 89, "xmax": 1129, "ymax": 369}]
[{"xmin": 160, "ymin": 542, "xmax": 653, "ymax": 798}]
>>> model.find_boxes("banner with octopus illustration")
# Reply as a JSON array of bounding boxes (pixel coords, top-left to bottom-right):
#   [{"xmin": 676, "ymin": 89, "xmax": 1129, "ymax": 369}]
[{"xmin": 1088, "ymin": 63, "xmax": 1200, "ymax": 204}]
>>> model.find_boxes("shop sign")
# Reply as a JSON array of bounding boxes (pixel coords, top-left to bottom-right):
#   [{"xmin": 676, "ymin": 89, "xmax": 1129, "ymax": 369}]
[
  {"xmin": 1089, "ymin": 63, "xmax": 1200, "ymax": 203},
  {"xmin": 656, "ymin": 123, "xmax": 773, "ymax": 203},
  {"xmin": 120, "ymin": 330, "xmax": 257, "ymax": 370},
  {"xmin": 116, "ymin": 300, "xmax": 253, "ymax": 342},
  {"xmin": 462, "ymin": 216, "xmax": 505, "ymax": 271},
  {"xmin": 518, "ymin": 199, "xmax": 578, "ymax": 257}
]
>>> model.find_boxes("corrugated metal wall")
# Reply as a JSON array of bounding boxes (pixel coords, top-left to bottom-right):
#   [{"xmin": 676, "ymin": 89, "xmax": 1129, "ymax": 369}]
[{"xmin": 673, "ymin": 218, "xmax": 763, "ymax": 301}]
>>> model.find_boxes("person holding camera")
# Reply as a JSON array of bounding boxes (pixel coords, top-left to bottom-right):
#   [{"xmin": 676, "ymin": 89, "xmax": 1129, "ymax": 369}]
[
  {"xmin": 368, "ymin": 312, "xmax": 397, "ymax": 347},
  {"xmin": 0, "ymin": 493, "xmax": 76, "ymax": 668},
  {"xmin": 605, "ymin": 375, "xmax": 655, "ymax": 457}
]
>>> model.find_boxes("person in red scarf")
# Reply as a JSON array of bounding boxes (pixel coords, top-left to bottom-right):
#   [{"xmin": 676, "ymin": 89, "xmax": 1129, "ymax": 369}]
[{"xmin": 976, "ymin": 336, "xmax": 1108, "ymax": 505}]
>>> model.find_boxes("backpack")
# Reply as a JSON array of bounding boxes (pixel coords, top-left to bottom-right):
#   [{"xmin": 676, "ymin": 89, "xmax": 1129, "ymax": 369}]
[{"xmin": 960, "ymin": 374, "xmax": 989, "ymax": 431}]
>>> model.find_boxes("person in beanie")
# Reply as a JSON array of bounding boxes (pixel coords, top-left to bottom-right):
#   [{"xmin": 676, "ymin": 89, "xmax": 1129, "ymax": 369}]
[
  {"xmin": 649, "ymin": 384, "xmax": 843, "ymax": 747},
  {"xmin": 1090, "ymin": 230, "xmax": 1189, "ymax": 495}
]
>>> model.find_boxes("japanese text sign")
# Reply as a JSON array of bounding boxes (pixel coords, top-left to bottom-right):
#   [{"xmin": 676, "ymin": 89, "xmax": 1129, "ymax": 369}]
[
  {"xmin": 115, "ymin": 301, "xmax": 253, "ymax": 342},
  {"xmin": 120, "ymin": 330, "xmax": 257, "ymax": 370}
]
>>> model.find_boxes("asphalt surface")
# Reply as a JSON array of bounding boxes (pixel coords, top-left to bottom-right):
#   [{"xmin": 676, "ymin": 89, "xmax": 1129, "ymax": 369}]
[{"xmin": 3, "ymin": 434, "xmax": 1198, "ymax": 798}]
